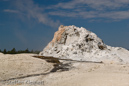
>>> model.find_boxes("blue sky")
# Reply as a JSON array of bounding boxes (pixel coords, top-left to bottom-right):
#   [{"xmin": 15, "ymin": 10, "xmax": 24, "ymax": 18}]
[{"xmin": 0, "ymin": 0, "xmax": 129, "ymax": 51}]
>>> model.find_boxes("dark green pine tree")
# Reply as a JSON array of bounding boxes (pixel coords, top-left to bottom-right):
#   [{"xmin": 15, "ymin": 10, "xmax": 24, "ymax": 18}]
[
  {"xmin": 11, "ymin": 48, "xmax": 16, "ymax": 54},
  {"xmin": 25, "ymin": 48, "xmax": 30, "ymax": 53},
  {"xmin": 3, "ymin": 49, "xmax": 7, "ymax": 54},
  {"xmin": 0, "ymin": 49, "xmax": 1, "ymax": 52}
]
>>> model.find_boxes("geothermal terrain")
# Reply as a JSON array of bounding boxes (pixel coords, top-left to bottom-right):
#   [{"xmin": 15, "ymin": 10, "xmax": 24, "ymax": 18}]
[{"xmin": 0, "ymin": 25, "xmax": 129, "ymax": 86}]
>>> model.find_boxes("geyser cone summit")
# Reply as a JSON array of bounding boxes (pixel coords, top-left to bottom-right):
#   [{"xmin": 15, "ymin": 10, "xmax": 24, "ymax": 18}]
[{"xmin": 40, "ymin": 25, "xmax": 129, "ymax": 63}]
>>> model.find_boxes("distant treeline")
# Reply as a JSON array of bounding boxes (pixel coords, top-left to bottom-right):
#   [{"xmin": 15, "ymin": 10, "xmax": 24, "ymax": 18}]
[{"xmin": 0, "ymin": 48, "xmax": 40, "ymax": 54}]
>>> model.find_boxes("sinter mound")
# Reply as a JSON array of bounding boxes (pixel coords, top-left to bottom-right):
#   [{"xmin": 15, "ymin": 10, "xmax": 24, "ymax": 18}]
[{"xmin": 40, "ymin": 25, "xmax": 129, "ymax": 63}]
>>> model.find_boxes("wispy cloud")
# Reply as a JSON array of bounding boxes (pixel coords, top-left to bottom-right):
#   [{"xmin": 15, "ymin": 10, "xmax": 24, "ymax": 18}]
[
  {"xmin": 99, "ymin": 11, "xmax": 129, "ymax": 20},
  {"xmin": 4, "ymin": 0, "xmax": 61, "ymax": 28},
  {"xmin": 52, "ymin": 0, "xmax": 129, "ymax": 10},
  {"xmin": 48, "ymin": 0, "xmax": 129, "ymax": 21},
  {"xmin": 3, "ymin": 0, "xmax": 129, "ymax": 24},
  {"xmin": 49, "ymin": 10, "xmax": 129, "ymax": 20},
  {"xmin": 4, "ymin": 9, "xmax": 19, "ymax": 13},
  {"xmin": 48, "ymin": 11, "xmax": 98, "ymax": 18}
]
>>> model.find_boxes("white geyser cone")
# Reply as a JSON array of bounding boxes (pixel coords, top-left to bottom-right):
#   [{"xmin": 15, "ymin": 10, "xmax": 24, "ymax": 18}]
[{"xmin": 40, "ymin": 25, "xmax": 129, "ymax": 63}]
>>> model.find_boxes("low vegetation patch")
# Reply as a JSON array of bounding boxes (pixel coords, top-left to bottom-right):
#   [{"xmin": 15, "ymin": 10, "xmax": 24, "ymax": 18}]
[{"xmin": 0, "ymin": 48, "xmax": 40, "ymax": 54}]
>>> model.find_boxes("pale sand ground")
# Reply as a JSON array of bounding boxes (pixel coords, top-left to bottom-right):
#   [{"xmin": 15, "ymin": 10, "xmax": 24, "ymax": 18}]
[
  {"xmin": 0, "ymin": 54, "xmax": 54, "ymax": 81},
  {"xmin": 0, "ymin": 53, "xmax": 129, "ymax": 86},
  {"xmin": 42, "ymin": 62, "xmax": 129, "ymax": 86}
]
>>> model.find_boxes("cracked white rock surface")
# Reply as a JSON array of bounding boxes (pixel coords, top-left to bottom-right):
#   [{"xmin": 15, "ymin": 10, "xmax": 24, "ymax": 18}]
[{"xmin": 40, "ymin": 25, "xmax": 129, "ymax": 63}]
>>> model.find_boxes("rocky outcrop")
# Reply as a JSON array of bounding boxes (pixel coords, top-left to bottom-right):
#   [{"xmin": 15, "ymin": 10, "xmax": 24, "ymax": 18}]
[{"xmin": 40, "ymin": 25, "xmax": 129, "ymax": 63}]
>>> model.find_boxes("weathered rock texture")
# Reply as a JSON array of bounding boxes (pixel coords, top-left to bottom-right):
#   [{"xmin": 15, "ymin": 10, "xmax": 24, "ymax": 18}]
[
  {"xmin": 0, "ymin": 54, "xmax": 54, "ymax": 81},
  {"xmin": 40, "ymin": 25, "xmax": 129, "ymax": 63}
]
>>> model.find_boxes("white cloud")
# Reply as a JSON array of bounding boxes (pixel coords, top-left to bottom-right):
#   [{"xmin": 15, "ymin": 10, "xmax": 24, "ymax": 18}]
[
  {"xmin": 5, "ymin": 0, "xmax": 61, "ymax": 28},
  {"xmin": 99, "ymin": 11, "xmax": 129, "ymax": 20},
  {"xmin": 48, "ymin": 11, "xmax": 97, "ymax": 18},
  {"xmin": 4, "ymin": 9, "xmax": 19, "ymax": 13},
  {"xmin": 3, "ymin": 0, "xmax": 129, "ymax": 23},
  {"xmin": 49, "ymin": 10, "xmax": 129, "ymax": 20},
  {"xmin": 48, "ymin": 0, "xmax": 129, "ymax": 21},
  {"xmin": 52, "ymin": 0, "xmax": 129, "ymax": 10}
]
